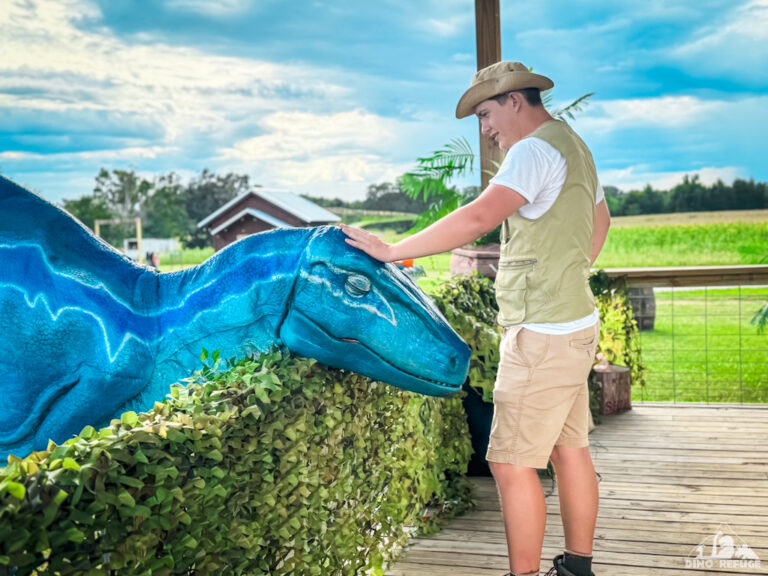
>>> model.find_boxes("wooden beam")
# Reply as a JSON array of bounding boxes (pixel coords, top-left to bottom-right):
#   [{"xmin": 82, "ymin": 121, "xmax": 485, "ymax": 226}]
[
  {"xmin": 474, "ymin": 0, "xmax": 503, "ymax": 190},
  {"xmin": 599, "ymin": 265, "xmax": 768, "ymax": 287}
]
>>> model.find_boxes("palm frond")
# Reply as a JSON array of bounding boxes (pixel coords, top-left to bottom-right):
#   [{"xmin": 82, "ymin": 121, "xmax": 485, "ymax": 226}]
[
  {"xmin": 553, "ymin": 92, "xmax": 594, "ymax": 122},
  {"xmin": 752, "ymin": 301, "xmax": 768, "ymax": 334},
  {"xmin": 542, "ymin": 89, "xmax": 554, "ymax": 110},
  {"xmin": 411, "ymin": 137, "xmax": 475, "ymax": 179},
  {"xmin": 407, "ymin": 195, "xmax": 463, "ymax": 233}
]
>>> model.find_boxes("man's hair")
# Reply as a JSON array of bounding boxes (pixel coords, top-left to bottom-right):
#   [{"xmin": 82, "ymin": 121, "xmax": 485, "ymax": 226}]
[{"xmin": 491, "ymin": 87, "xmax": 543, "ymax": 107}]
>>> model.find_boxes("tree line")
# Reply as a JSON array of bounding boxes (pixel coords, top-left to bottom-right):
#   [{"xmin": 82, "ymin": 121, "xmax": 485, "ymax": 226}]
[
  {"xmin": 62, "ymin": 169, "xmax": 252, "ymax": 249},
  {"xmin": 604, "ymin": 176, "xmax": 767, "ymax": 216},
  {"xmin": 300, "ymin": 181, "xmax": 431, "ymax": 213},
  {"xmin": 60, "ymin": 170, "xmax": 431, "ymax": 250},
  {"xmin": 43, "ymin": 168, "xmax": 768, "ymax": 251}
]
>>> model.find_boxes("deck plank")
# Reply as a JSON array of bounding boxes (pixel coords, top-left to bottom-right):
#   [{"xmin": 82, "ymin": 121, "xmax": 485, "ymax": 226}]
[{"xmin": 385, "ymin": 404, "xmax": 768, "ymax": 575}]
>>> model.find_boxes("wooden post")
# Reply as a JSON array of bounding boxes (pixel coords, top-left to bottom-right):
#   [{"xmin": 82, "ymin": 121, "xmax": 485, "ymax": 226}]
[
  {"xmin": 135, "ymin": 217, "xmax": 143, "ymax": 264},
  {"xmin": 474, "ymin": 0, "xmax": 503, "ymax": 190}
]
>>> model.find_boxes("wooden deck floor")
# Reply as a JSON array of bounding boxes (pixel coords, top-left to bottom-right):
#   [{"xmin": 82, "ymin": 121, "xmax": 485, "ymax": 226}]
[{"xmin": 386, "ymin": 403, "xmax": 768, "ymax": 576}]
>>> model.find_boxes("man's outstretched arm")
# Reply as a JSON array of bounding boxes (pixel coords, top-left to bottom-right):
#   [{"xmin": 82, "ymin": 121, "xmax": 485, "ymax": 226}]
[{"xmin": 341, "ymin": 184, "xmax": 527, "ymax": 262}]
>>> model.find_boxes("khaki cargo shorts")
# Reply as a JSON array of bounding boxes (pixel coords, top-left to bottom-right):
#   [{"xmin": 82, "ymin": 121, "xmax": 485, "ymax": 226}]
[{"xmin": 486, "ymin": 321, "xmax": 600, "ymax": 469}]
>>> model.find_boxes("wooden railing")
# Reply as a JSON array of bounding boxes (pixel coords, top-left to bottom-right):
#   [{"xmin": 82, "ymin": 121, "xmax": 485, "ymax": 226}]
[{"xmin": 601, "ymin": 264, "xmax": 768, "ymax": 287}]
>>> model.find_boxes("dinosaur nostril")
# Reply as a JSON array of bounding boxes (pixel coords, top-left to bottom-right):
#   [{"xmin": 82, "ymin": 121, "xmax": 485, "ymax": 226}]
[{"xmin": 449, "ymin": 354, "xmax": 458, "ymax": 369}]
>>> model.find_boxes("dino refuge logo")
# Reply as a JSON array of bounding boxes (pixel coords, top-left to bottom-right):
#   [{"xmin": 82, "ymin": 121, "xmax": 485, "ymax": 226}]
[{"xmin": 686, "ymin": 524, "xmax": 761, "ymax": 570}]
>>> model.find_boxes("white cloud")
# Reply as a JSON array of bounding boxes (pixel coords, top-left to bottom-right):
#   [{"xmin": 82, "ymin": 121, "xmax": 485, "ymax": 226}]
[
  {"xmin": 669, "ymin": 0, "xmax": 768, "ymax": 82},
  {"xmin": 451, "ymin": 53, "xmax": 473, "ymax": 62},
  {"xmin": 0, "ymin": 0, "xmax": 350, "ymax": 148},
  {"xmin": 0, "ymin": 0, "xmax": 426, "ymax": 201},
  {"xmin": 165, "ymin": 0, "xmax": 255, "ymax": 17},
  {"xmin": 221, "ymin": 109, "xmax": 399, "ymax": 161},
  {"xmin": 411, "ymin": 0, "xmax": 473, "ymax": 38},
  {"xmin": 574, "ymin": 96, "xmax": 722, "ymax": 134},
  {"xmin": 219, "ymin": 109, "xmax": 423, "ymax": 197},
  {"xmin": 0, "ymin": 146, "xmax": 172, "ymax": 162},
  {"xmin": 600, "ymin": 166, "xmax": 745, "ymax": 192},
  {"xmin": 424, "ymin": 14, "xmax": 472, "ymax": 37}
]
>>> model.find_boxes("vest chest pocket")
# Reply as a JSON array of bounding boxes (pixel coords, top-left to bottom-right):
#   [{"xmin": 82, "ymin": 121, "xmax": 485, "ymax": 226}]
[{"xmin": 494, "ymin": 258, "xmax": 537, "ymax": 325}]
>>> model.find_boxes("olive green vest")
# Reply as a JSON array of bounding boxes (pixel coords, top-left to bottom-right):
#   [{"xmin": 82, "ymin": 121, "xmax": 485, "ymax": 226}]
[{"xmin": 495, "ymin": 120, "xmax": 597, "ymax": 326}]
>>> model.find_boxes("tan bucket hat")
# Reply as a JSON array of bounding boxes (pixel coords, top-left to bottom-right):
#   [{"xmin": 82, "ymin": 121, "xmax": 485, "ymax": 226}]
[{"xmin": 455, "ymin": 61, "xmax": 554, "ymax": 118}]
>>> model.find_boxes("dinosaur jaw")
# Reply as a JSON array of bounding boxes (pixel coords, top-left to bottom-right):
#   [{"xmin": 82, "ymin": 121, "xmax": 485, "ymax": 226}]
[{"xmin": 279, "ymin": 309, "xmax": 464, "ymax": 397}]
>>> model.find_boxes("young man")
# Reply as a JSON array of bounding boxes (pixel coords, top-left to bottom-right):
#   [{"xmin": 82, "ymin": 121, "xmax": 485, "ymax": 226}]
[{"xmin": 341, "ymin": 61, "xmax": 610, "ymax": 576}]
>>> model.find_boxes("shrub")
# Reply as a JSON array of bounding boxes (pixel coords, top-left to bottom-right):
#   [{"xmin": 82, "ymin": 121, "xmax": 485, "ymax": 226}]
[
  {"xmin": 589, "ymin": 270, "xmax": 645, "ymax": 388},
  {"xmin": 0, "ymin": 350, "xmax": 473, "ymax": 576},
  {"xmin": 429, "ymin": 273, "xmax": 501, "ymax": 403}
]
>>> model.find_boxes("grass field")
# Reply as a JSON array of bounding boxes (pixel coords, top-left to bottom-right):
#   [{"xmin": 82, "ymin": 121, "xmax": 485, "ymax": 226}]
[
  {"xmin": 593, "ymin": 221, "xmax": 767, "ymax": 267},
  {"xmin": 608, "ymin": 209, "xmax": 768, "ymax": 227}
]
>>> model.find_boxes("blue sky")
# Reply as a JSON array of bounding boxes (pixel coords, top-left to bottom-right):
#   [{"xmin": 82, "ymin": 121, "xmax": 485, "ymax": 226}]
[{"xmin": 1, "ymin": 0, "xmax": 767, "ymax": 203}]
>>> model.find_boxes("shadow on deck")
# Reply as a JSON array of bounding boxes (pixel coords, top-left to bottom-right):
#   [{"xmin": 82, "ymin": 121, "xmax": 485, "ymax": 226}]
[{"xmin": 386, "ymin": 403, "xmax": 768, "ymax": 576}]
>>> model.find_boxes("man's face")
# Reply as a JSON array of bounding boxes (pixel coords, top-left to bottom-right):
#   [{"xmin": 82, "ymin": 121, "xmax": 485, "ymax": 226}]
[{"xmin": 474, "ymin": 95, "xmax": 520, "ymax": 150}]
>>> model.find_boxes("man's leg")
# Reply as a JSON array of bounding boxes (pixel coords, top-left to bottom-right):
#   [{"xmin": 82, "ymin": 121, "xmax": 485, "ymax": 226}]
[
  {"xmin": 549, "ymin": 445, "xmax": 598, "ymax": 555},
  {"xmin": 489, "ymin": 461, "xmax": 546, "ymax": 575}
]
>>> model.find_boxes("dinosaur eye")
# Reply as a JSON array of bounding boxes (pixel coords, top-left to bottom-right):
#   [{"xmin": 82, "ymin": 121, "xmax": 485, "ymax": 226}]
[{"xmin": 344, "ymin": 274, "xmax": 371, "ymax": 297}]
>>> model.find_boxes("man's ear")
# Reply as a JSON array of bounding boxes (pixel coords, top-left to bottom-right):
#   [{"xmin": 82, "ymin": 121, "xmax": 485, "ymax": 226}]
[{"xmin": 508, "ymin": 91, "xmax": 524, "ymax": 111}]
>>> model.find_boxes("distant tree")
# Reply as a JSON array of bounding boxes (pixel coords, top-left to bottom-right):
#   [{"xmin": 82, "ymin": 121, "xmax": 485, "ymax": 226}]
[
  {"xmin": 620, "ymin": 185, "xmax": 668, "ymax": 216},
  {"xmin": 184, "ymin": 169, "xmax": 251, "ymax": 248},
  {"xmin": 669, "ymin": 174, "xmax": 706, "ymax": 212},
  {"xmin": 93, "ymin": 169, "xmax": 153, "ymax": 219},
  {"xmin": 300, "ymin": 194, "xmax": 356, "ymax": 209},
  {"xmin": 733, "ymin": 179, "xmax": 767, "ymax": 210},
  {"xmin": 362, "ymin": 181, "xmax": 430, "ymax": 213},
  {"xmin": 605, "ymin": 177, "xmax": 767, "ymax": 215},
  {"xmin": 143, "ymin": 173, "xmax": 191, "ymax": 239},
  {"xmin": 603, "ymin": 186, "xmax": 625, "ymax": 215},
  {"xmin": 62, "ymin": 195, "xmax": 114, "ymax": 230}
]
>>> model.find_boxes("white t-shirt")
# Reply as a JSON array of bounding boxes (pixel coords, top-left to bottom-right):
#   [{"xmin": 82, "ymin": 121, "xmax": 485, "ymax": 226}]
[{"xmin": 489, "ymin": 136, "xmax": 604, "ymax": 335}]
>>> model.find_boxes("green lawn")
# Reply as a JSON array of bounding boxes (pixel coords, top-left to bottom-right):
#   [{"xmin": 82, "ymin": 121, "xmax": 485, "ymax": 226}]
[
  {"xmin": 157, "ymin": 246, "xmax": 214, "ymax": 272},
  {"xmin": 633, "ymin": 287, "xmax": 768, "ymax": 403}
]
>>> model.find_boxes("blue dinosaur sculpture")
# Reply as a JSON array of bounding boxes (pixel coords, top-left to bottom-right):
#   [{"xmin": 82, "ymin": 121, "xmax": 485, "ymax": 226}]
[{"xmin": 0, "ymin": 175, "xmax": 470, "ymax": 459}]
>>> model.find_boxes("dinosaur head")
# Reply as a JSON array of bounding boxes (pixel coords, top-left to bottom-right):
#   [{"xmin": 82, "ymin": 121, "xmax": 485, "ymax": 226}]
[{"xmin": 279, "ymin": 226, "xmax": 470, "ymax": 396}]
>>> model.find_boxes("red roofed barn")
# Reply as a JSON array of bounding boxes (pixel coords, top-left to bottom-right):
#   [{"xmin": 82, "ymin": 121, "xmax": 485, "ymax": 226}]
[{"xmin": 197, "ymin": 188, "xmax": 341, "ymax": 251}]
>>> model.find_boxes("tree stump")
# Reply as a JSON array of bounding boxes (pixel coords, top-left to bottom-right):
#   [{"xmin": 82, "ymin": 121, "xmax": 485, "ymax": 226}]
[{"xmin": 593, "ymin": 364, "xmax": 631, "ymax": 415}]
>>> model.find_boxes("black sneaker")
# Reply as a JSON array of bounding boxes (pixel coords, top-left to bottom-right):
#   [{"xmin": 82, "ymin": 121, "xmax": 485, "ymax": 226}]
[{"xmin": 544, "ymin": 554, "xmax": 596, "ymax": 576}]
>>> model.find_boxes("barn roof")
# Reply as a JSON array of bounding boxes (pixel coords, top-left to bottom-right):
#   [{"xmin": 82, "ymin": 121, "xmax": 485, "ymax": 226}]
[
  {"xmin": 197, "ymin": 187, "xmax": 340, "ymax": 229},
  {"xmin": 209, "ymin": 208, "xmax": 291, "ymax": 236}
]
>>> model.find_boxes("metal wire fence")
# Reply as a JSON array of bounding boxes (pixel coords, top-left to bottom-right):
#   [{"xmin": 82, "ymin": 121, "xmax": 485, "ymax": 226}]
[{"xmin": 630, "ymin": 284, "xmax": 768, "ymax": 403}]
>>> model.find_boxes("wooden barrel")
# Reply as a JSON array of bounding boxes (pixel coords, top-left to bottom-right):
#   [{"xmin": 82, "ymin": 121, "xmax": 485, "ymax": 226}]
[{"xmin": 628, "ymin": 287, "xmax": 656, "ymax": 331}]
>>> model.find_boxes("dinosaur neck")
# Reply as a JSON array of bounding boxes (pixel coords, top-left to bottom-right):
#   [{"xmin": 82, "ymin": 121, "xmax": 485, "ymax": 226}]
[{"xmin": 144, "ymin": 228, "xmax": 314, "ymax": 394}]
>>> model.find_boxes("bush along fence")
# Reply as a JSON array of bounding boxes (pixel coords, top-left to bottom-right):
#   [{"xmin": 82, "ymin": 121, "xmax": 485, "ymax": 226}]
[{"xmin": 0, "ymin": 351, "xmax": 473, "ymax": 576}]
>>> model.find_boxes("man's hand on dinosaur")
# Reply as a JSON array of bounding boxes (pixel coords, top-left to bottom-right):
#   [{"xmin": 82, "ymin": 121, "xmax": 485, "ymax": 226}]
[{"xmin": 340, "ymin": 224, "xmax": 396, "ymax": 263}]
